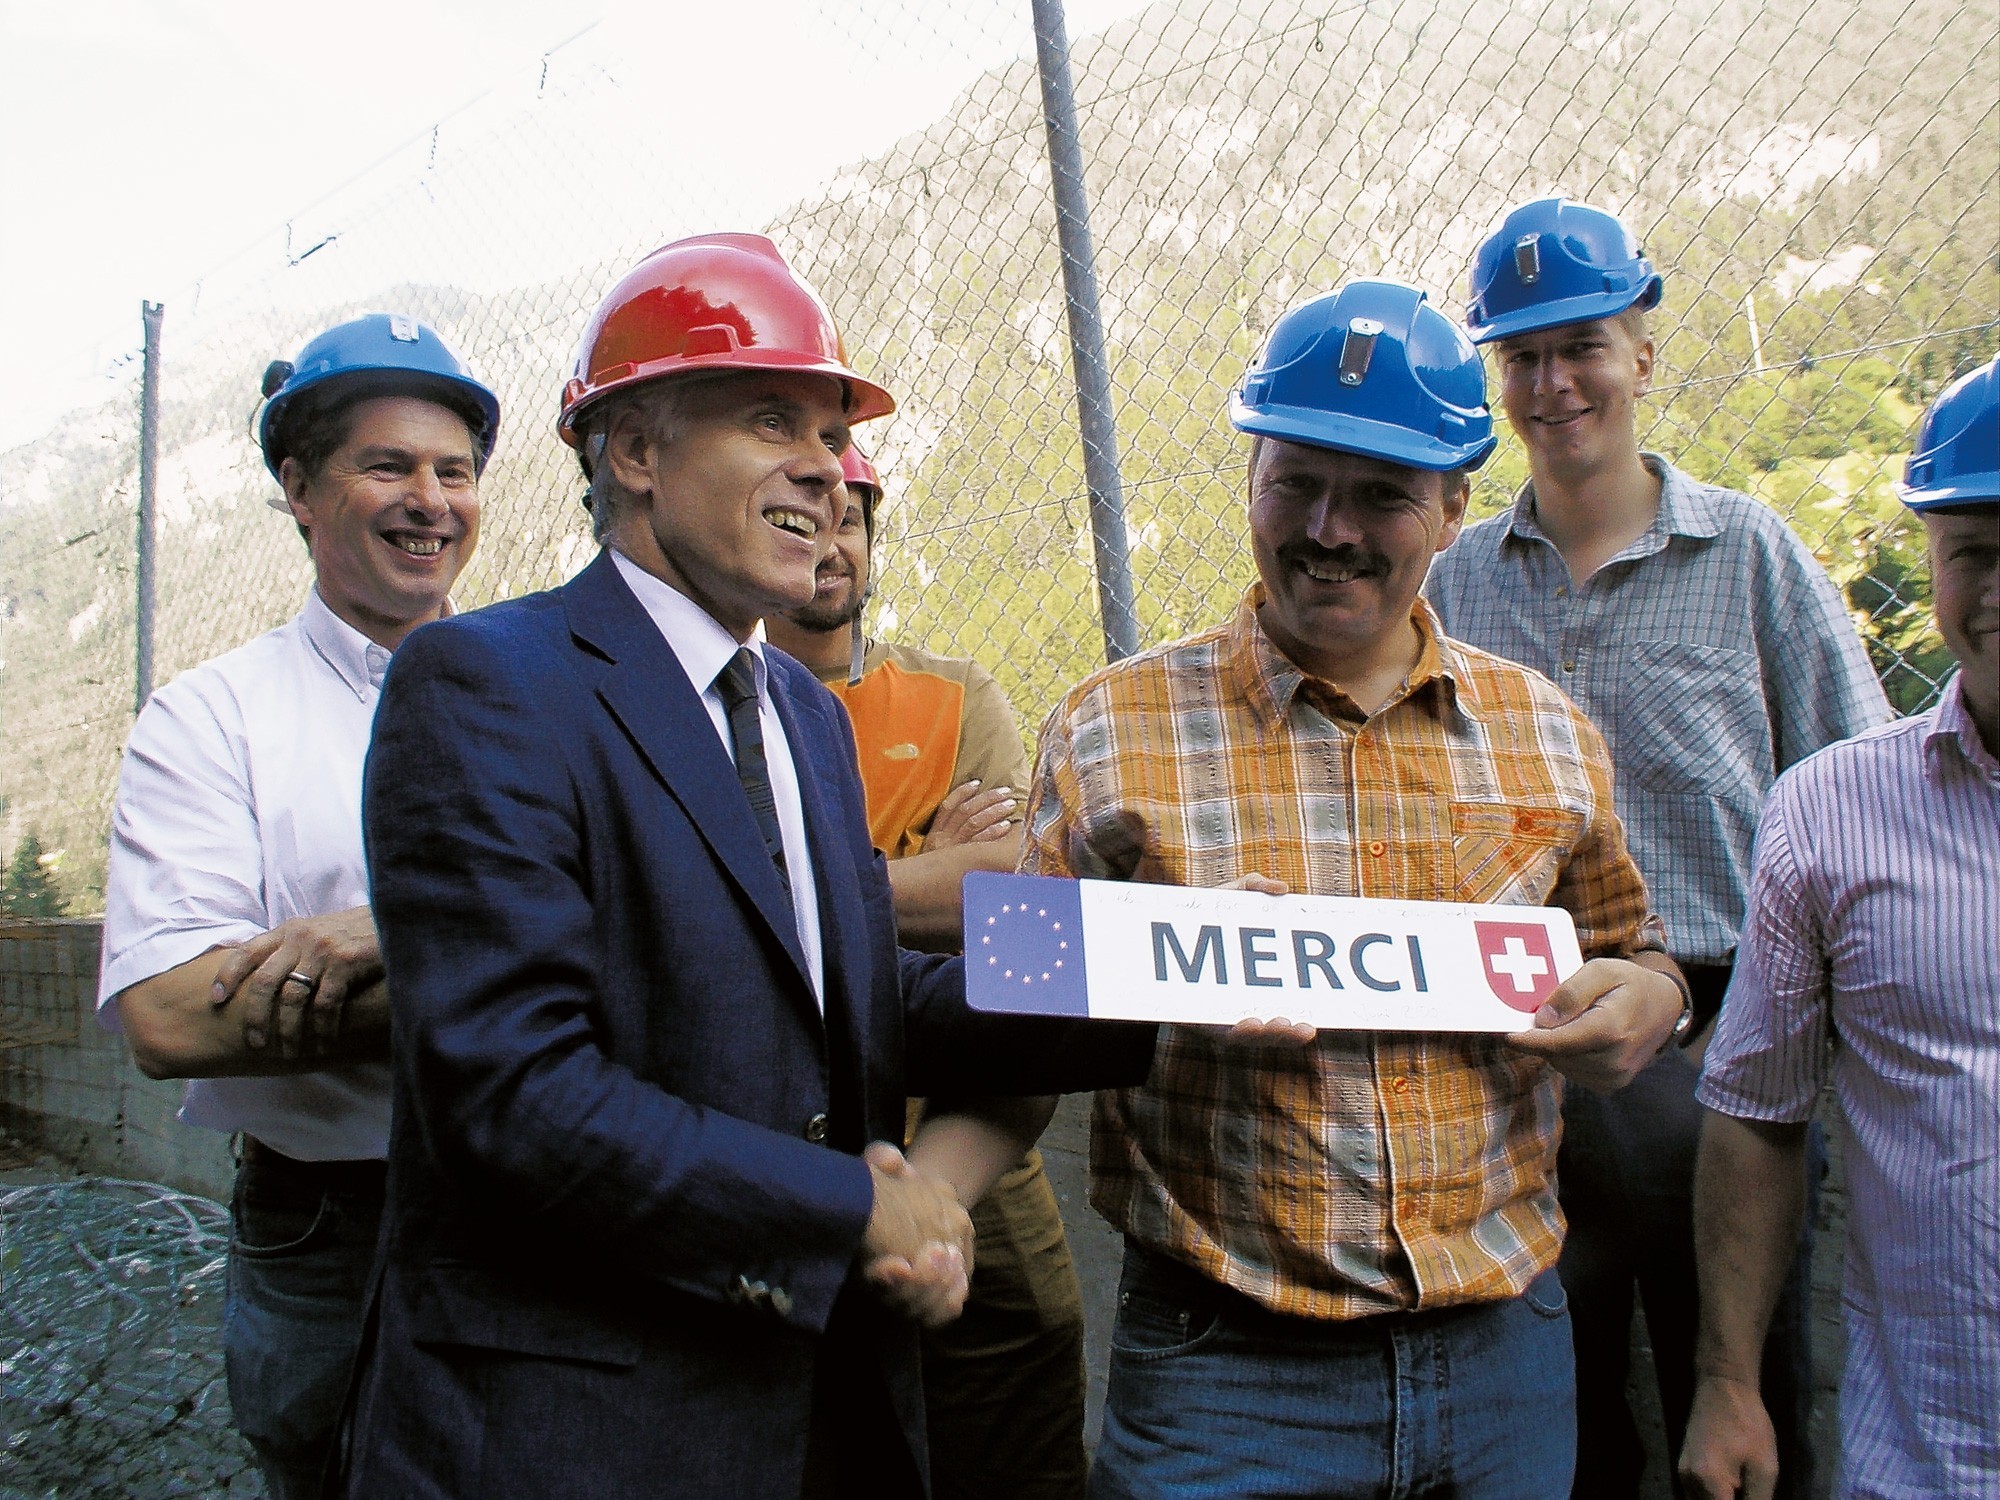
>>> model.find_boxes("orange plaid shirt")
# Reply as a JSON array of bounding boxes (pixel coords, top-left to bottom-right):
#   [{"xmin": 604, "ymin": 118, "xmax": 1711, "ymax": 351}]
[{"xmin": 1021, "ymin": 587, "xmax": 1664, "ymax": 1319}]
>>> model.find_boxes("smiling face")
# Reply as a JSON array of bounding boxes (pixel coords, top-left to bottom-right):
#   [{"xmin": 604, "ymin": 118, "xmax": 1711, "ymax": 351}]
[
  {"xmin": 786, "ymin": 484, "xmax": 871, "ymax": 633},
  {"xmin": 281, "ymin": 395, "xmax": 480, "ymax": 649},
  {"xmin": 1248, "ymin": 437, "xmax": 1467, "ymax": 686},
  {"xmin": 1493, "ymin": 315, "xmax": 1652, "ymax": 484},
  {"xmin": 1925, "ymin": 505, "xmax": 2000, "ymax": 746},
  {"xmin": 603, "ymin": 370, "xmax": 849, "ymax": 641}
]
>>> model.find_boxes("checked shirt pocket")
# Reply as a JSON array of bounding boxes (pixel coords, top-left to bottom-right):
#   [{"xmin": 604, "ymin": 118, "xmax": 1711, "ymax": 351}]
[
  {"xmin": 1624, "ymin": 640, "xmax": 1770, "ymax": 795},
  {"xmin": 1449, "ymin": 803, "xmax": 1585, "ymax": 907}
]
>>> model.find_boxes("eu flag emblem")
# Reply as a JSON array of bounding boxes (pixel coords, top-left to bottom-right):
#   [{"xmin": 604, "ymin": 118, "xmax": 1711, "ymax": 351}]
[{"xmin": 963, "ymin": 873, "xmax": 1090, "ymax": 1017}]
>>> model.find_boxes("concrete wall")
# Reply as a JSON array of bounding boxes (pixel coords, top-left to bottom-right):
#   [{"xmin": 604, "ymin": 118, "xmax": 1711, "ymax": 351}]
[{"xmin": 0, "ymin": 918, "xmax": 234, "ymax": 1199}]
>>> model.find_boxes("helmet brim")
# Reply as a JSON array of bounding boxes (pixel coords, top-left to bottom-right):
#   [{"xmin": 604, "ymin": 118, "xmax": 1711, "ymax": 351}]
[
  {"xmin": 1230, "ymin": 400, "xmax": 1497, "ymax": 473},
  {"xmin": 558, "ymin": 351, "xmax": 893, "ymax": 447},
  {"xmin": 1467, "ymin": 277, "xmax": 1663, "ymax": 346},
  {"xmin": 1898, "ymin": 477, "xmax": 2000, "ymax": 511},
  {"xmin": 261, "ymin": 367, "xmax": 501, "ymax": 477}
]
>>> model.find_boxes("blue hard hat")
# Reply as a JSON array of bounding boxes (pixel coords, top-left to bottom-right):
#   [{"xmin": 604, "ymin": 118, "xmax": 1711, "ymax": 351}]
[
  {"xmin": 1464, "ymin": 197, "xmax": 1663, "ymax": 345},
  {"xmin": 1900, "ymin": 354, "xmax": 2000, "ymax": 510},
  {"xmin": 257, "ymin": 313, "xmax": 501, "ymax": 477},
  {"xmin": 1229, "ymin": 279, "xmax": 1498, "ymax": 472}
]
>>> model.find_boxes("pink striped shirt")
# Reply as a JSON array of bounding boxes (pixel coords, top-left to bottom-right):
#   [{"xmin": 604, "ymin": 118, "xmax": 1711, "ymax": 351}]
[{"xmin": 1698, "ymin": 674, "xmax": 2000, "ymax": 1497}]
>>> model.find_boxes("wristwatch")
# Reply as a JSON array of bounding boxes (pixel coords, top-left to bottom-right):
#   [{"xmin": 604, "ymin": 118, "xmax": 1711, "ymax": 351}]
[{"xmin": 1660, "ymin": 966, "xmax": 1695, "ymax": 1051}]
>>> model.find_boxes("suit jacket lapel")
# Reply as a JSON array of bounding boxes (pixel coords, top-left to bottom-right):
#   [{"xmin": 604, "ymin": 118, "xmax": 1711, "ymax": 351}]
[
  {"xmin": 565, "ymin": 553, "xmax": 818, "ymax": 1012},
  {"xmin": 768, "ymin": 664, "xmax": 873, "ymax": 1107}
]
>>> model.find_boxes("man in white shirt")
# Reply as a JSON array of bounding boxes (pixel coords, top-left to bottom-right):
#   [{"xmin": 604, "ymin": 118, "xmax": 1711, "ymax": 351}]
[{"xmin": 96, "ymin": 312, "xmax": 499, "ymax": 1500}]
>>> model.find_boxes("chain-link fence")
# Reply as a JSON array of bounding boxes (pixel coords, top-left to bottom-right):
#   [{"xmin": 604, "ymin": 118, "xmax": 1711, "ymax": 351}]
[{"xmin": 1, "ymin": 0, "xmax": 1994, "ymax": 914}]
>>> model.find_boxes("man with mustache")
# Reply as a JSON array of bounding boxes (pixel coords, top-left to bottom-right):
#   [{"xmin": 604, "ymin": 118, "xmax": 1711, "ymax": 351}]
[
  {"xmin": 1427, "ymin": 197, "xmax": 1891, "ymax": 1498},
  {"xmin": 96, "ymin": 313, "xmax": 499, "ymax": 1499},
  {"xmin": 1023, "ymin": 278, "xmax": 1689, "ymax": 1497},
  {"xmin": 1681, "ymin": 354, "xmax": 2000, "ymax": 1500},
  {"xmin": 764, "ymin": 446, "xmax": 1091, "ymax": 1499}
]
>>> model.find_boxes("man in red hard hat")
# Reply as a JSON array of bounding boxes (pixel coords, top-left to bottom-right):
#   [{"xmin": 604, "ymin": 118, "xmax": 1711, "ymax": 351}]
[
  {"xmin": 766, "ymin": 447, "xmax": 1091, "ymax": 1499},
  {"xmin": 343, "ymin": 234, "xmax": 1153, "ymax": 1500}
]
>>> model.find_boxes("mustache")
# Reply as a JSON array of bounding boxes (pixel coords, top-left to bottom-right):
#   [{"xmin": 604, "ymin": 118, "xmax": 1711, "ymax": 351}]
[{"xmin": 1277, "ymin": 541, "xmax": 1387, "ymax": 574}]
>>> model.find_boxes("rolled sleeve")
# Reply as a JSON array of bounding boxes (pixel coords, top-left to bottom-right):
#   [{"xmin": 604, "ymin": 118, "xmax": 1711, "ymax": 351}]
[{"xmin": 97, "ymin": 681, "xmax": 266, "ymax": 1021}]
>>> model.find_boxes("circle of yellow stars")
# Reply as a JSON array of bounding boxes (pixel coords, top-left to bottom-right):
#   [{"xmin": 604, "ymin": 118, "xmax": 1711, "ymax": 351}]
[{"xmin": 982, "ymin": 902, "xmax": 1070, "ymax": 987}]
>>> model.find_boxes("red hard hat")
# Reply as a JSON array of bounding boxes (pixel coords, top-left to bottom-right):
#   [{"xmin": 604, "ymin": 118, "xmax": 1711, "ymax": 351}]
[
  {"xmin": 840, "ymin": 444, "xmax": 881, "ymax": 499},
  {"xmin": 559, "ymin": 232, "xmax": 893, "ymax": 447}
]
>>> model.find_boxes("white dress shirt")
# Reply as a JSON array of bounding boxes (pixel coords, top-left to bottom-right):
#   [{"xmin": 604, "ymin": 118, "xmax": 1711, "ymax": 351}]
[
  {"xmin": 610, "ymin": 548, "xmax": 825, "ymax": 1007},
  {"xmin": 97, "ymin": 589, "xmax": 395, "ymax": 1161}
]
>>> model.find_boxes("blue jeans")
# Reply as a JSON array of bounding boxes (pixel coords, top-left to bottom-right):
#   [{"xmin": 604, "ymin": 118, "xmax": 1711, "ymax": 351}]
[
  {"xmin": 223, "ymin": 1149, "xmax": 383, "ymax": 1500},
  {"xmin": 1089, "ymin": 1244, "xmax": 1576, "ymax": 1500}
]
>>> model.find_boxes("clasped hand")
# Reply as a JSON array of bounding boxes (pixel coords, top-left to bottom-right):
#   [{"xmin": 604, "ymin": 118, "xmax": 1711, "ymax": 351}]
[
  {"xmin": 859, "ymin": 1141, "xmax": 975, "ymax": 1328},
  {"xmin": 210, "ymin": 906, "xmax": 384, "ymax": 1060}
]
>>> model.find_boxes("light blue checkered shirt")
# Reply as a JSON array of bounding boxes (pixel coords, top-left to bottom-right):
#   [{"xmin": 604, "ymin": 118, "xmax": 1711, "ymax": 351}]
[{"xmin": 1425, "ymin": 455, "xmax": 1891, "ymax": 963}]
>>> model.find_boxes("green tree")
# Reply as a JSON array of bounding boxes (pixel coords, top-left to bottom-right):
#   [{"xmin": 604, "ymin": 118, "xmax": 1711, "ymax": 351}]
[{"xmin": 0, "ymin": 833, "xmax": 65, "ymax": 918}]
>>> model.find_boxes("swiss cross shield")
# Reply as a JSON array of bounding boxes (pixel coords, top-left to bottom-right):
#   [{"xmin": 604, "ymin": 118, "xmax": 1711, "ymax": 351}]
[{"xmin": 1473, "ymin": 920, "xmax": 1561, "ymax": 1011}]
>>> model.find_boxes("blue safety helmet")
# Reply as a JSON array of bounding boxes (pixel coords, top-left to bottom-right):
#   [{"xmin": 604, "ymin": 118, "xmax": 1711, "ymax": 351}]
[
  {"xmin": 1229, "ymin": 279, "xmax": 1498, "ymax": 472},
  {"xmin": 257, "ymin": 313, "xmax": 501, "ymax": 478},
  {"xmin": 1464, "ymin": 197, "xmax": 1663, "ymax": 345},
  {"xmin": 1900, "ymin": 354, "xmax": 2000, "ymax": 510}
]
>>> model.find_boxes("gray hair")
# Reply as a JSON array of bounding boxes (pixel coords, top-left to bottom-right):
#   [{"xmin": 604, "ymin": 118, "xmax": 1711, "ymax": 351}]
[{"xmin": 578, "ymin": 377, "xmax": 717, "ymax": 542}]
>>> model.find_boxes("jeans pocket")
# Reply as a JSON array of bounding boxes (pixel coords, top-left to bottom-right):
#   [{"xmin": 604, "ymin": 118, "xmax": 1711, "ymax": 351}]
[
  {"xmin": 232, "ymin": 1184, "xmax": 333, "ymax": 1261},
  {"xmin": 1110, "ymin": 1271, "xmax": 1224, "ymax": 1360},
  {"xmin": 1520, "ymin": 1266, "xmax": 1569, "ymax": 1321}
]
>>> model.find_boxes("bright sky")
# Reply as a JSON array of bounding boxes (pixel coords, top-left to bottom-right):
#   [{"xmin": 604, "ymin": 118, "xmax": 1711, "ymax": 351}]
[{"xmin": 0, "ymin": 0, "xmax": 1153, "ymax": 456}]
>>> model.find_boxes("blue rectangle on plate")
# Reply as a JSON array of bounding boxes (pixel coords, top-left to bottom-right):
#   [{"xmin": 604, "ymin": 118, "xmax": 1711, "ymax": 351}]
[{"xmin": 963, "ymin": 872, "xmax": 1089, "ymax": 1016}]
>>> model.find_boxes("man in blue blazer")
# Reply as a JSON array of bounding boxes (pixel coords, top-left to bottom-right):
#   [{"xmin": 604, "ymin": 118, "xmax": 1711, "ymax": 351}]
[{"xmin": 343, "ymin": 235, "xmax": 1155, "ymax": 1499}]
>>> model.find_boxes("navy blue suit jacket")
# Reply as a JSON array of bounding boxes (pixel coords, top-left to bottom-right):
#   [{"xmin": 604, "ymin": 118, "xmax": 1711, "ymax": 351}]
[{"xmin": 344, "ymin": 551, "xmax": 1150, "ymax": 1499}]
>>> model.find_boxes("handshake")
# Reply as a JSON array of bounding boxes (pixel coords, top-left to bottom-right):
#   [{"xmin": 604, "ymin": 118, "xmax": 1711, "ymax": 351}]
[{"xmin": 859, "ymin": 1140, "xmax": 977, "ymax": 1327}]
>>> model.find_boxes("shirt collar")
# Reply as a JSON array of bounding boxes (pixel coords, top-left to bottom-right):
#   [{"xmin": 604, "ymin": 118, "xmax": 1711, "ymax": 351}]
[
  {"xmin": 1505, "ymin": 453, "xmax": 1724, "ymax": 547},
  {"xmin": 300, "ymin": 587, "xmax": 395, "ymax": 701},
  {"xmin": 1225, "ymin": 585, "xmax": 1474, "ymax": 730},
  {"xmin": 608, "ymin": 545, "xmax": 769, "ymax": 699},
  {"xmin": 1925, "ymin": 672, "xmax": 2000, "ymax": 784}
]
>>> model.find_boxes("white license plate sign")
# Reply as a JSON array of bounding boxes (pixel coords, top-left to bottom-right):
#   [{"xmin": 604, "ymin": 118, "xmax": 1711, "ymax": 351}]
[{"xmin": 962, "ymin": 872, "xmax": 1582, "ymax": 1033}]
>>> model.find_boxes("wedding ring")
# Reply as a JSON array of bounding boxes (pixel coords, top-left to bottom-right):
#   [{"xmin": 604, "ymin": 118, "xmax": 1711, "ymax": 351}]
[{"xmin": 284, "ymin": 970, "xmax": 319, "ymax": 991}]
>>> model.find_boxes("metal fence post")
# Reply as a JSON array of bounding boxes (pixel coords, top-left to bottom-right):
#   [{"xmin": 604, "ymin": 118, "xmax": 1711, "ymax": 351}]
[
  {"xmin": 136, "ymin": 301, "xmax": 163, "ymax": 713},
  {"xmin": 1031, "ymin": 0, "xmax": 1139, "ymax": 663}
]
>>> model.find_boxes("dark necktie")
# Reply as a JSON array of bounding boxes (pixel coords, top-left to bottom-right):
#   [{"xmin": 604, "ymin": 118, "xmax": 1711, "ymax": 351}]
[{"xmin": 715, "ymin": 648, "xmax": 791, "ymax": 899}]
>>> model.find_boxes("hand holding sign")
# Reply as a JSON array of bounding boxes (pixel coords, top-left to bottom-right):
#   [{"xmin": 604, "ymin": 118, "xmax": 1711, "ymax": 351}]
[{"xmin": 1505, "ymin": 955, "xmax": 1688, "ymax": 1092}]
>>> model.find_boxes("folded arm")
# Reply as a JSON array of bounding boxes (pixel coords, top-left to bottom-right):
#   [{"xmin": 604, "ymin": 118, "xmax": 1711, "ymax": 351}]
[{"xmin": 117, "ymin": 907, "xmax": 388, "ymax": 1078}]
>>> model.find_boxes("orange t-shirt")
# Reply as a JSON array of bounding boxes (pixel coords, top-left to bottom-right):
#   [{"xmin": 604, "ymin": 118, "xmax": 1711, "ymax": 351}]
[{"xmin": 814, "ymin": 638, "xmax": 1032, "ymax": 860}]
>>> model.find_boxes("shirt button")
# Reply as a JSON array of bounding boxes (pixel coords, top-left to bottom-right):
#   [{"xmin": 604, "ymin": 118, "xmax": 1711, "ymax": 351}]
[
  {"xmin": 1367, "ymin": 840, "xmax": 1386, "ymax": 857},
  {"xmin": 1555, "ymin": 586, "xmax": 1568, "ymax": 598},
  {"xmin": 1390, "ymin": 1076, "xmax": 1410, "ymax": 1094},
  {"xmin": 804, "ymin": 1113, "xmax": 830, "ymax": 1144},
  {"xmin": 1561, "ymin": 660, "xmax": 1576, "ymax": 672}
]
